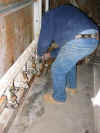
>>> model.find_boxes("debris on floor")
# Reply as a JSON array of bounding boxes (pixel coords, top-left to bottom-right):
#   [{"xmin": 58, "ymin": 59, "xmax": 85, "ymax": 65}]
[{"xmin": 8, "ymin": 65, "xmax": 95, "ymax": 133}]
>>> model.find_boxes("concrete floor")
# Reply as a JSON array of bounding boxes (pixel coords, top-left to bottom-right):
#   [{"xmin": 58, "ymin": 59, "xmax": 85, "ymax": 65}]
[{"xmin": 8, "ymin": 64, "xmax": 95, "ymax": 133}]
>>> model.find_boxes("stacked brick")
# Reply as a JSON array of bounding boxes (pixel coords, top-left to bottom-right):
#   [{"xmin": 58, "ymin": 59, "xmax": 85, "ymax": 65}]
[{"xmin": 0, "ymin": 2, "xmax": 33, "ymax": 78}]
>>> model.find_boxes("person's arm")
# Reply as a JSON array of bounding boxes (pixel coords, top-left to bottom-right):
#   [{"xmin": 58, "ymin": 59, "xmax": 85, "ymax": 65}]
[
  {"xmin": 42, "ymin": 47, "xmax": 59, "ymax": 61},
  {"xmin": 37, "ymin": 12, "xmax": 53, "ymax": 56}
]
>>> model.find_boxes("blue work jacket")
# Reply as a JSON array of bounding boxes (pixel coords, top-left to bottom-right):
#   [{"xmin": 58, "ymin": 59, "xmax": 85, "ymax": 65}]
[{"xmin": 37, "ymin": 5, "xmax": 98, "ymax": 57}]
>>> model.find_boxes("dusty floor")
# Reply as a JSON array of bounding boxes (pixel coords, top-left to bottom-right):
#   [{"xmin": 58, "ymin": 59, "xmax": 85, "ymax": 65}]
[{"xmin": 8, "ymin": 64, "xmax": 95, "ymax": 133}]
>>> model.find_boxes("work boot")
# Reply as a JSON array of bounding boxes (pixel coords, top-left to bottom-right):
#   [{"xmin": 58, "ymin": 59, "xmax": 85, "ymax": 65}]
[
  {"xmin": 67, "ymin": 88, "xmax": 77, "ymax": 95},
  {"xmin": 44, "ymin": 94, "xmax": 64, "ymax": 104}
]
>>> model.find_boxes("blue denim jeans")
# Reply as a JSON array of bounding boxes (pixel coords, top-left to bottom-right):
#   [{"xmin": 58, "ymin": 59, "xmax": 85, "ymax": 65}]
[{"xmin": 51, "ymin": 29, "xmax": 99, "ymax": 102}]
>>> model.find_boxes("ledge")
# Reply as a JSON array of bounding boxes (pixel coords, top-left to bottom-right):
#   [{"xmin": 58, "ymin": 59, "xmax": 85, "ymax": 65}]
[{"xmin": 0, "ymin": 0, "xmax": 33, "ymax": 17}]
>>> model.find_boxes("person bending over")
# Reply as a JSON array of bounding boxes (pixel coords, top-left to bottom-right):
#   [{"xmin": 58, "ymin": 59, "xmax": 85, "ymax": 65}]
[{"xmin": 37, "ymin": 5, "xmax": 99, "ymax": 104}]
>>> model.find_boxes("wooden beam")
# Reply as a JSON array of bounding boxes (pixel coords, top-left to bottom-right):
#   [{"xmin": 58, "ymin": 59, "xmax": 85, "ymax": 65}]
[
  {"xmin": 0, "ymin": 0, "xmax": 33, "ymax": 17},
  {"xmin": 0, "ymin": 40, "xmax": 37, "ymax": 98}
]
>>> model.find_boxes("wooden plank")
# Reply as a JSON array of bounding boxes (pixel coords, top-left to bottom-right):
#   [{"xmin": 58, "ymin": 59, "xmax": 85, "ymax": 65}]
[
  {"xmin": 0, "ymin": 40, "xmax": 37, "ymax": 98},
  {"xmin": 0, "ymin": 0, "xmax": 33, "ymax": 17}
]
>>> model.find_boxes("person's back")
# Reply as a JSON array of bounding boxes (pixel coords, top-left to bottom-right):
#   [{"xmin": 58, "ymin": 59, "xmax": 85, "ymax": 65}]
[
  {"xmin": 49, "ymin": 5, "xmax": 98, "ymax": 45},
  {"xmin": 37, "ymin": 5, "xmax": 98, "ymax": 56}
]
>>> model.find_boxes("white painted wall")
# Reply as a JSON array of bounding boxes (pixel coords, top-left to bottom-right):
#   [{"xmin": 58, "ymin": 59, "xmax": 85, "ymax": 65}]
[
  {"xmin": 45, "ymin": 0, "xmax": 49, "ymax": 12},
  {"xmin": 33, "ymin": 0, "xmax": 42, "ymax": 40}
]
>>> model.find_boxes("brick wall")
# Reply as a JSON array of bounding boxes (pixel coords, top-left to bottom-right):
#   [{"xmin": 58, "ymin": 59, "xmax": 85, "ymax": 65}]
[{"xmin": 0, "ymin": 3, "xmax": 33, "ymax": 78}]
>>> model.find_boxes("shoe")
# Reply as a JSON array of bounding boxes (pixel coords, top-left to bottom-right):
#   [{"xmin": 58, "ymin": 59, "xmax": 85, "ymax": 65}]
[
  {"xmin": 67, "ymin": 88, "xmax": 77, "ymax": 94},
  {"xmin": 44, "ymin": 94, "xmax": 64, "ymax": 104}
]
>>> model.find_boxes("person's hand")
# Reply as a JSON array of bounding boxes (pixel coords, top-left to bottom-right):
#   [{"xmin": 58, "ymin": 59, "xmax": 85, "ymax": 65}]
[{"xmin": 43, "ymin": 53, "xmax": 51, "ymax": 60}]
